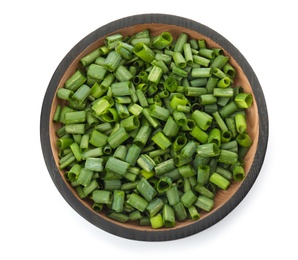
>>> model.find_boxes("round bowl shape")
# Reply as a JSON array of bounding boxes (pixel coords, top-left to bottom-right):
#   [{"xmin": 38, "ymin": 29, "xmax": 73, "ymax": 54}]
[{"xmin": 40, "ymin": 14, "xmax": 268, "ymax": 241}]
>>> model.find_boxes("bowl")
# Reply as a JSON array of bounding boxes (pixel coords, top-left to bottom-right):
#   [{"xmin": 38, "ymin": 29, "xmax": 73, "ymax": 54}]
[{"xmin": 40, "ymin": 13, "xmax": 268, "ymax": 241}]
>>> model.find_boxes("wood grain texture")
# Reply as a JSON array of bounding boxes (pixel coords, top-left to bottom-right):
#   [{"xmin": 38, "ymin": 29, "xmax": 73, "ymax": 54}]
[{"xmin": 40, "ymin": 14, "xmax": 268, "ymax": 241}]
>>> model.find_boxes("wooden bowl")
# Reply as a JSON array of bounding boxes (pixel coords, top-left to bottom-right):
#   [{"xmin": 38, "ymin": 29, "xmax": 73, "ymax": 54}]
[{"xmin": 40, "ymin": 14, "xmax": 268, "ymax": 241}]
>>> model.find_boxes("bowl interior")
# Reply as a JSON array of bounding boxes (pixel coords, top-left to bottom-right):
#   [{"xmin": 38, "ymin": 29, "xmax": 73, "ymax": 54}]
[{"xmin": 49, "ymin": 23, "xmax": 259, "ymax": 232}]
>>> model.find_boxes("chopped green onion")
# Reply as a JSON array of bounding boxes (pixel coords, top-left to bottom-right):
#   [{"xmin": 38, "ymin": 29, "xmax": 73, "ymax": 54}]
[{"xmin": 54, "ymin": 29, "xmax": 254, "ymax": 229}]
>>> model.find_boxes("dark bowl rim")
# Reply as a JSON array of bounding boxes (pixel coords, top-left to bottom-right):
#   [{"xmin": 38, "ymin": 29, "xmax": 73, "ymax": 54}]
[{"xmin": 40, "ymin": 13, "xmax": 269, "ymax": 241}]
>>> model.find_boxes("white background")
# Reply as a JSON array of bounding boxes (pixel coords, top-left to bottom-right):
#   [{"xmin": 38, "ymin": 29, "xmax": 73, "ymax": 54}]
[{"xmin": 1, "ymin": 0, "xmax": 297, "ymax": 259}]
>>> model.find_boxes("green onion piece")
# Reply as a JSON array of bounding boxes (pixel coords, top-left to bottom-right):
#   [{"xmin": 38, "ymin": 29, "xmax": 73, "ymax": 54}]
[
  {"xmin": 105, "ymin": 33, "xmax": 122, "ymax": 49},
  {"xmin": 92, "ymin": 203, "xmax": 103, "ymax": 212},
  {"xmin": 137, "ymin": 178, "xmax": 157, "ymax": 202},
  {"xmin": 57, "ymin": 88, "xmax": 73, "ymax": 101},
  {"xmin": 197, "ymin": 165, "xmax": 210, "ymax": 186},
  {"xmin": 116, "ymin": 42, "xmax": 133, "ymax": 60},
  {"xmin": 194, "ymin": 185, "xmax": 214, "ymax": 199},
  {"xmin": 183, "ymin": 43, "xmax": 193, "ymax": 65},
  {"xmin": 218, "ymin": 149, "xmax": 238, "ymax": 164},
  {"xmin": 129, "ymin": 211, "xmax": 143, "ymax": 221},
  {"xmin": 173, "ymin": 110, "xmax": 187, "ymax": 126},
  {"xmin": 89, "ymin": 129, "xmax": 108, "ymax": 147},
  {"xmin": 150, "ymin": 104, "xmax": 170, "ymax": 121},
  {"xmin": 112, "ymin": 190, "xmax": 125, "ymax": 212},
  {"xmin": 104, "ymin": 51, "xmax": 122, "ymax": 72},
  {"xmin": 69, "ymin": 142, "xmax": 82, "ymax": 162},
  {"xmin": 173, "ymin": 51, "xmax": 186, "ymax": 68},
  {"xmin": 92, "ymin": 190, "xmax": 112, "ymax": 204},
  {"xmin": 195, "ymin": 195, "xmax": 214, "ymax": 212},
  {"xmin": 121, "ymin": 181, "xmax": 139, "ymax": 191},
  {"xmin": 193, "ymin": 55, "xmax": 210, "ymax": 67},
  {"xmin": 148, "ymin": 65, "xmax": 163, "ymax": 84},
  {"xmin": 77, "ymin": 168, "xmax": 93, "ymax": 187},
  {"xmin": 199, "ymin": 48, "xmax": 215, "ymax": 59},
  {"xmin": 208, "ymin": 128, "xmax": 221, "ymax": 147},
  {"xmin": 104, "ymin": 179, "xmax": 121, "ymax": 191},
  {"xmin": 82, "ymin": 147, "xmax": 103, "ymax": 159},
  {"xmin": 209, "ymin": 172, "xmax": 230, "ymax": 190},
  {"xmin": 107, "ymin": 126, "xmax": 130, "ymax": 149},
  {"xmin": 113, "ymin": 145, "xmax": 127, "ymax": 161},
  {"xmin": 115, "ymin": 103, "xmax": 130, "ymax": 119},
  {"xmin": 137, "ymin": 154, "xmax": 156, "ymax": 172},
  {"xmin": 178, "ymin": 164, "xmax": 196, "ymax": 178},
  {"xmin": 166, "ymin": 186, "xmax": 180, "ymax": 206},
  {"xmin": 191, "ymin": 67, "xmax": 212, "ymax": 78},
  {"xmin": 72, "ymin": 85, "xmax": 91, "ymax": 104},
  {"xmin": 181, "ymin": 119, "xmax": 196, "ymax": 132},
  {"xmin": 173, "ymin": 135, "xmax": 188, "ymax": 152},
  {"xmin": 235, "ymin": 93, "xmax": 253, "ymax": 108},
  {"xmin": 162, "ymin": 204, "xmax": 176, "ymax": 227},
  {"xmin": 236, "ymin": 133, "xmax": 253, "ymax": 147},
  {"xmin": 206, "ymin": 77, "xmax": 219, "ymax": 93},
  {"xmin": 217, "ymin": 77, "xmax": 231, "ymax": 88},
  {"xmin": 57, "ymin": 137, "xmax": 73, "ymax": 149},
  {"xmin": 190, "ymin": 126, "xmax": 208, "ymax": 143},
  {"xmin": 108, "ymin": 212, "xmax": 129, "ymax": 223},
  {"xmin": 115, "ymin": 65, "xmax": 133, "ymax": 82},
  {"xmin": 85, "ymin": 158, "xmax": 103, "ymax": 172},
  {"xmin": 155, "ymin": 159, "xmax": 176, "ymax": 176},
  {"xmin": 100, "ymin": 108, "xmax": 119, "ymax": 123},
  {"xmin": 139, "ymin": 217, "xmax": 151, "ymax": 226},
  {"xmin": 219, "ymin": 101, "xmax": 238, "ymax": 118},
  {"xmin": 111, "ymin": 81, "xmax": 131, "ymax": 96},
  {"xmin": 210, "ymin": 55, "xmax": 229, "ymax": 69},
  {"xmin": 163, "ymin": 116, "xmax": 180, "ymax": 137},
  {"xmin": 150, "ymin": 213, "xmax": 163, "ymax": 228},
  {"xmin": 219, "ymin": 129, "xmax": 233, "ymax": 142},
  {"xmin": 232, "ymin": 165, "xmax": 245, "ymax": 181},
  {"xmin": 142, "ymin": 108, "xmax": 160, "ymax": 128},
  {"xmin": 152, "ymin": 32, "xmax": 173, "ymax": 50},
  {"xmin": 91, "ymin": 96, "xmax": 114, "ymax": 116},
  {"xmin": 65, "ymin": 124, "xmax": 85, "ymax": 134},
  {"xmin": 213, "ymin": 112, "xmax": 228, "ymax": 133},
  {"xmin": 106, "ymin": 157, "xmax": 130, "ymax": 176},
  {"xmin": 170, "ymin": 94, "xmax": 188, "ymax": 109},
  {"xmin": 80, "ymin": 48, "xmax": 101, "ymax": 66},
  {"xmin": 196, "ymin": 143, "xmax": 220, "ymax": 157},
  {"xmin": 146, "ymin": 198, "xmax": 164, "ymax": 217},
  {"xmin": 65, "ymin": 70, "xmax": 86, "ymax": 91},
  {"xmin": 215, "ymin": 166, "xmax": 233, "ymax": 180},
  {"xmin": 181, "ymin": 189, "xmax": 197, "ymax": 208},
  {"xmin": 235, "ymin": 113, "xmax": 247, "ymax": 134},
  {"xmin": 120, "ymin": 115, "xmax": 140, "ymax": 131},
  {"xmin": 151, "ymin": 131, "xmax": 172, "ymax": 150},
  {"xmin": 133, "ymin": 125, "xmax": 152, "ymax": 147},
  {"xmin": 213, "ymin": 87, "xmax": 234, "ymax": 98},
  {"xmin": 87, "ymin": 64, "xmax": 107, "ymax": 81},
  {"xmin": 188, "ymin": 206, "xmax": 200, "ymax": 220},
  {"xmin": 126, "ymin": 192, "xmax": 148, "ymax": 212},
  {"xmin": 174, "ymin": 33, "xmax": 188, "ymax": 52},
  {"xmin": 173, "ymin": 202, "xmax": 188, "ymax": 221},
  {"xmin": 223, "ymin": 63, "xmax": 236, "ymax": 78},
  {"xmin": 192, "ymin": 110, "xmax": 213, "ymax": 131},
  {"xmin": 156, "ymin": 177, "xmax": 172, "ymax": 193},
  {"xmin": 128, "ymin": 103, "xmax": 143, "ymax": 116},
  {"xmin": 136, "ymin": 88, "xmax": 149, "ymax": 107},
  {"xmin": 164, "ymin": 76, "xmax": 178, "ymax": 92},
  {"xmin": 133, "ymin": 42, "xmax": 155, "ymax": 63},
  {"xmin": 67, "ymin": 163, "xmax": 81, "ymax": 182},
  {"xmin": 199, "ymin": 94, "xmax": 217, "ymax": 105}
]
